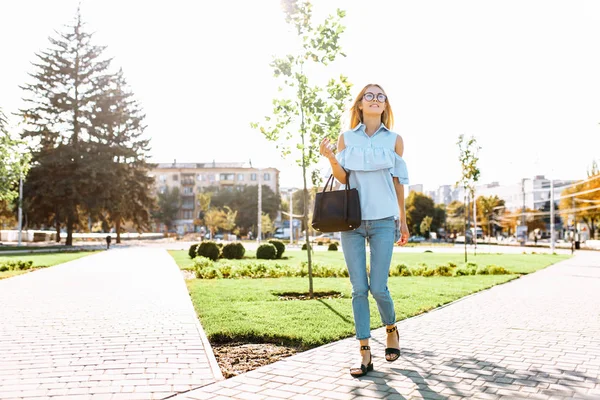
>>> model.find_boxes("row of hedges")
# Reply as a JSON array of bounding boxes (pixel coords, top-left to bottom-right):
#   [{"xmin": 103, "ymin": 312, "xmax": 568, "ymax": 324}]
[
  {"xmin": 194, "ymin": 258, "xmax": 348, "ymax": 279},
  {"xmin": 189, "ymin": 240, "xmax": 286, "ymax": 261},
  {"xmin": 0, "ymin": 260, "xmax": 35, "ymax": 272},
  {"xmin": 193, "ymin": 258, "xmax": 512, "ymax": 280},
  {"xmin": 302, "ymin": 243, "xmax": 338, "ymax": 251},
  {"xmin": 390, "ymin": 262, "xmax": 511, "ymax": 277}
]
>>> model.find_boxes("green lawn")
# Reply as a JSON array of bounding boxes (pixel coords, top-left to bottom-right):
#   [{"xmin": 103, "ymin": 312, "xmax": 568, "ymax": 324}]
[
  {"xmin": 170, "ymin": 249, "xmax": 570, "ymax": 275},
  {"xmin": 0, "ymin": 251, "xmax": 99, "ymax": 279},
  {"xmin": 176, "ymin": 250, "xmax": 570, "ymax": 348},
  {"xmin": 188, "ymin": 275, "xmax": 517, "ymax": 348}
]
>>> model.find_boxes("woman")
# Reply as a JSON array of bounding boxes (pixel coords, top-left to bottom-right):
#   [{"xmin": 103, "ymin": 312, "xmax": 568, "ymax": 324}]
[{"xmin": 319, "ymin": 83, "xmax": 410, "ymax": 377}]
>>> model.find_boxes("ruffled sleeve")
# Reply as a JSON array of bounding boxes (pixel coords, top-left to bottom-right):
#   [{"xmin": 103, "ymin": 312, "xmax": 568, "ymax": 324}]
[
  {"xmin": 335, "ymin": 146, "xmax": 396, "ymax": 171},
  {"xmin": 390, "ymin": 154, "xmax": 409, "ymax": 184}
]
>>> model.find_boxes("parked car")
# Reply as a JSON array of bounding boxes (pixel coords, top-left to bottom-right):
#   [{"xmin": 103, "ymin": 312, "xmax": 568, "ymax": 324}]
[{"xmin": 408, "ymin": 235, "xmax": 425, "ymax": 243}]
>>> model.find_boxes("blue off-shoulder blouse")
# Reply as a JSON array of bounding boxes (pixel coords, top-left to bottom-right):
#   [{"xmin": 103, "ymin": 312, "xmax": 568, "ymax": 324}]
[{"xmin": 335, "ymin": 123, "xmax": 409, "ymax": 220}]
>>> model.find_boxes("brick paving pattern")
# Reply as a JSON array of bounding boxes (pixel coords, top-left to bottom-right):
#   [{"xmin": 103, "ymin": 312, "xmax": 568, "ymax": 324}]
[
  {"xmin": 173, "ymin": 251, "xmax": 600, "ymax": 400},
  {"xmin": 0, "ymin": 248, "xmax": 222, "ymax": 400}
]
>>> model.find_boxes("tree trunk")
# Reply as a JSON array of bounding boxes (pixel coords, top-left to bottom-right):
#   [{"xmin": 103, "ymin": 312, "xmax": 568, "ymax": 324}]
[
  {"xmin": 299, "ymin": 66, "xmax": 313, "ymax": 298},
  {"xmin": 55, "ymin": 221, "xmax": 61, "ymax": 243},
  {"xmin": 66, "ymin": 214, "xmax": 73, "ymax": 246},
  {"xmin": 116, "ymin": 218, "xmax": 121, "ymax": 244}
]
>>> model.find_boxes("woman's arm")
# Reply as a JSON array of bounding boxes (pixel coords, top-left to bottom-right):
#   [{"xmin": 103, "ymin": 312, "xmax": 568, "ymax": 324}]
[
  {"xmin": 319, "ymin": 134, "xmax": 347, "ymax": 184},
  {"xmin": 393, "ymin": 135, "xmax": 410, "ymax": 245}
]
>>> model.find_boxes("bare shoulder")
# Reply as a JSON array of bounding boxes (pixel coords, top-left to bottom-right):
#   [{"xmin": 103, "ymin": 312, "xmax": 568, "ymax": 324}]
[
  {"xmin": 337, "ymin": 131, "xmax": 346, "ymax": 151},
  {"xmin": 392, "ymin": 132, "xmax": 404, "ymax": 157}
]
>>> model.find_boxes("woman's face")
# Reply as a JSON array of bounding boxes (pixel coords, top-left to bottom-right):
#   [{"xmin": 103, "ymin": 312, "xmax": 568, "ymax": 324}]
[{"xmin": 359, "ymin": 85, "xmax": 387, "ymax": 117}]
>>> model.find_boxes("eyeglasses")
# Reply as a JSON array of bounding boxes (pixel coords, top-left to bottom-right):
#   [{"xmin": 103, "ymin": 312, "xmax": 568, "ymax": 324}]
[{"xmin": 363, "ymin": 92, "xmax": 387, "ymax": 103}]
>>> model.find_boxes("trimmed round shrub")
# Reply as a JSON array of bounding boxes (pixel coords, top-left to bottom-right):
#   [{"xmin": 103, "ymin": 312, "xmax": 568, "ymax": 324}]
[
  {"xmin": 222, "ymin": 242, "xmax": 246, "ymax": 260},
  {"xmin": 197, "ymin": 241, "xmax": 220, "ymax": 261},
  {"xmin": 328, "ymin": 243, "xmax": 338, "ymax": 251},
  {"xmin": 188, "ymin": 243, "xmax": 199, "ymax": 259},
  {"xmin": 256, "ymin": 243, "xmax": 277, "ymax": 260},
  {"xmin": 301, "ymin": 243, "xmax": 313, "ymax": 251},
  {"xmin": 0, "ymin": 265, "xmax": 8, "ymax": 272},
  {"xmin": 268, "ymin": 240, "xmax": 286, "ymax": 259}
]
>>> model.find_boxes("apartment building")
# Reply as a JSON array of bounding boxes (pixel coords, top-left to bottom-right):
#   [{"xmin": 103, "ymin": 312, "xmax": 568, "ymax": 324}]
[{"xmin": 151, "ymin": 161, "xmax": 279, "ymax": 233}]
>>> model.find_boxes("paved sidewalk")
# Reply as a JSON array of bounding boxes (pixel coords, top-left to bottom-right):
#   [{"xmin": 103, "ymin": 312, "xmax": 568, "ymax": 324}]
[
  {"xmin": 0, "ymin": 248, "xmax": 222, "ymax": 400},
  {"xmin": 173, "ymin": 252, "xmax": 600, "ymax": 400}
]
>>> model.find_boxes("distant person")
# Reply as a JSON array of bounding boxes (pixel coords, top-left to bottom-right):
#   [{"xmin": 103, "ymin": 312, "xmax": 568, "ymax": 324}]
[
  {"xmin": 105, "ymin": 235, "xmax": 111, "ymax": 250},
  {"xmin": 319, "ymin": 83, "xmax": 410, "ymax": 377}
]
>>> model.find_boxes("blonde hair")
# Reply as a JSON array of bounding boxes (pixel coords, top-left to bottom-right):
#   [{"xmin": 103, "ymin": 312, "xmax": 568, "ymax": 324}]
[{"xmin": 349, "ymin": 83, "xmax": 394, "ymax": 130}]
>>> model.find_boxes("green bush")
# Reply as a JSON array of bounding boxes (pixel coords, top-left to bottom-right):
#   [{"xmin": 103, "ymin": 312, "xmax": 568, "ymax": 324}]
[
  {"xmin": 197, "ymin": 241, "xmax": 220, "ymax": 261},
  {"xmin": 268, "ymin": 240, "xmax": 286, "ymax": 259},
  {"xmin": 478, "ymin": 264, "xmax": 511, "ymax": 275},
  {"xmin": 222, "ymin": 242, "xmax": 246, "ymax": 260},
  {"xmin": 302, "ymin": 243, "xmax": 312, "ymax": 251},
  {"xmin": 301, "ymin": 261, "xmax": 348, "ymax": 278},
  {"xmin": 0, "ymin": 260, "xmax": 34, "ymax": 271},
  {"xmin": 194, "ymin": 256, "xmax": 221, "ymax": 279},
  {"xmin": 188, "ymin": 243, "xmax": 199, "ymax": 259},
  {"xmin": 391, "ymin": 263, "xmax": 411, "ymax": 277},
  {"xmin": 455, "ymin": 265, "xmax": 477, "ymax": 276},
  {"xmin": 328, "ymin": 243, "xmax": 338, "ymax": 251},
  {"xmin": 256, "ymin": 243, "xmax": 277, "ymax": 260},
  {"xmin": 433, "ymin": 264, "xmax": 454, "ymax": 276},
  {"xmin": 422, "ymin": 268, "xmax": 435, "ymax": 277}
]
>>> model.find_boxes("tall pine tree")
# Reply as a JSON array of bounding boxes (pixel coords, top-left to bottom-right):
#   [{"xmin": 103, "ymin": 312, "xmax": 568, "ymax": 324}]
[
  {"xmin": 19, "ymin": 9, "xmax": 154, "ymax": 245},
  {"xmin": 89, "ymin": 69, "xmax": 155, "ymax": 243}
]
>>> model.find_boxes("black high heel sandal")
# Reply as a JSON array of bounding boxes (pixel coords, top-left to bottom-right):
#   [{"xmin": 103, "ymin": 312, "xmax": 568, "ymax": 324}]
[
  {"xmin": 385, "ymin": 326, "xmax": 401, "ymax": 362},
  {"xmin": 350, "ymin": 345, "xmax": 373, "ymax": 377}
]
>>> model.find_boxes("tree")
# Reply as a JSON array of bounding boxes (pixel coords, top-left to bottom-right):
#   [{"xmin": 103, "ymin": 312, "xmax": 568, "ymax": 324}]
[
  {"xmin": 153, "ymin": 187, "xmax": 180, "ymax": 231},
  {"xmin": 251, "ymin": 0, "xmax": 352, "ymax": 297},
  {"xmin": 204, "ymin": 207, "xmax": 226, "ymax": 239},
  {"xmin": 431, "ymin": 204, "xmax": 446, "ymax": 236},
  {"xmin": 261, "ymin": 213, "xmax": 275, "ymax": 237},
  {"xmin": 206, "ymin": 185, "xmax": 280, "ymax": 237},
  {"xmin": 405, "ymin": 191, "xmax": 435, "ymax": 235},
  {"xmin": 446, "ymin": 200, "xmax": 465, "ymax": 235},
  {"xmin": 0, "ymin": 108, "xmax": 30, "ymax": 204},
  {"xmin": 89, "ymin": 69, "xmax": 155, "ymax": 243},
  {"xmin": 19, "ymin": 9, "xmax": 114, "ymax": 245},
  {"xmin": 420, "ymin": 216, "xmax": 433, "ymax": 239},
  {"xmin": 476, "ymin": 195, "xmax": 505, "ymax": 237},
  {"xmin": 456, "ymin": 134, "xmax": 481, "ymax": 261},
  {"xmin": 221, "ymin": 206, "xmax": 237, "ymax": 233},
  {"xmin": 559, "ymin": 161, "xmax": 600, "ymax": 239}
]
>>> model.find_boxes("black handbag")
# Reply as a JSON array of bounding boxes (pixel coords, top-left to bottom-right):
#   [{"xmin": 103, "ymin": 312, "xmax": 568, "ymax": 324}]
[{"xmin": 311, "ymin": 170, "xmax": 361, "ymax": 233}]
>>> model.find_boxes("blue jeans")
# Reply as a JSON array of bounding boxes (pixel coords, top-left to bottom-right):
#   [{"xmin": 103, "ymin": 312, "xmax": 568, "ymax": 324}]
[{"xmin": 341, "ymin": 216, "xmax": 399, "ymax": 340}]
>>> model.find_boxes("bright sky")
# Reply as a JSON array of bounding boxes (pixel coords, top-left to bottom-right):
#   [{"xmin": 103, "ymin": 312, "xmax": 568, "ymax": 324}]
[{"xmin": 2, "ymin": 0, "xmax": 600, "ymax": 192}]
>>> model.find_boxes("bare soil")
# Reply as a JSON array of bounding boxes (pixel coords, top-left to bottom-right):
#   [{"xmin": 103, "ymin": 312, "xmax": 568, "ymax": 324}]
[{"xmin": 211, "ymin": 342, "xmax": 300, "ymax": 378}]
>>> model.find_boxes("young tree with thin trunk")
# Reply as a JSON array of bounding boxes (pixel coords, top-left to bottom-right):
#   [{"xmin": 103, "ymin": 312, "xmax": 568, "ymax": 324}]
[
  {"xmin": 252, "ymin": 0, "xmax": 352, "ymax": 297},
  {"xmin": 456, "ymin": 134, "xmax": 481, "ymax": 262}
]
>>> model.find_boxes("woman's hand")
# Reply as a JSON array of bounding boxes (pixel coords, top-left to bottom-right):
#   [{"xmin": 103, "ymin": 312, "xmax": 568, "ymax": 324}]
[
  {"xmin": 396, "ymin": 220, "xmax": 409, "ymax": 246},
  {"xmin": 319, "ymin": 138, "xmax": 336, "ymax": 161}
]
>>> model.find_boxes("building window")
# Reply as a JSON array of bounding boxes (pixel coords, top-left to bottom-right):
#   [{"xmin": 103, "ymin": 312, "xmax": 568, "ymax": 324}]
[
  {"xmin": 220, "ymin": 173, "xmax": 235, "ymax": 181},
  {"xmin": 237, "ymin": 173, "xmax": 244, "ymax": 181},
  {"xmin": 263, "ymin": 172, "xmax": 270, "ymax": 181},
  {"xmin": 197, "ymin": 174, "xmax": 205, "ymax": 181},
  {"xmin": 159, "ymin": 186, "xmax": 167, "ymax": 194},
  {"xmin": 159, "ymin": 175, "xmax": 167, "ymax": 182},
  {"xmin": 207, "ymin": 174, "xmax": 215, "ymax": 182},
  {"xmin": 183, "ymin": 210, "xmax": 193, "ymax": 219},
  {"xmin": 172, "ymin": 174, "xmax": 178, "ymax": 181},
  {"xmin": 183, "ymin": 187, "xmax": 193, "ymax": 195},
  {"xmin": 250, "ymin": 173, "xmax": 257, "ymax": 181}
]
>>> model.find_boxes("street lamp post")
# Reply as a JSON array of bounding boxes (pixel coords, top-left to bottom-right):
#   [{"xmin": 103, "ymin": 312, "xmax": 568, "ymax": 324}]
[
  {"xmin": 18, "ymin": 172, "xmax": 23, "ymax": 246},
  {"xmin": 289, "ymin": 189, "xmax": 294, "ymax": 244}
]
